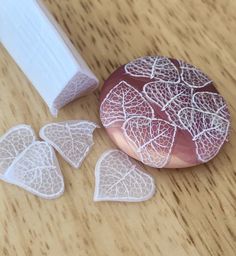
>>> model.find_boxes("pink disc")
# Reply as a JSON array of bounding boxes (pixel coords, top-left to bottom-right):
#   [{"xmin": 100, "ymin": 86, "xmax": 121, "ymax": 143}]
[{"xmin": 99, "ymin": 56, "xmax": 230, "ymax": 168}]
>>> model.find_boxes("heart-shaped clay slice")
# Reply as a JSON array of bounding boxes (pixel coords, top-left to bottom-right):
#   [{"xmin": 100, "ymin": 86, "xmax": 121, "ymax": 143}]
[
  {"xmin": 125, "ymin": 56, "xmax": 180, "ymax": 83},
  {"xmin": 192, "ymin": 92, "xmax": 230, "ymax": 120},
  {"xmin": 143, "ymin": 81, "xmax": 192, "ymax": 129},
  {"xmin": 94, "ymin": 149, "xmax": 156, "ymax": 202},
  {"xmin": 178, "ymin": 107, "xmax": 229, "ymax": 162},
  {"xmin": 0, "ymin": 124, "xmax": 36, "ymax": 180},
  {"xmin": 100, "ymin": 56, "xmax": 230, "ymax": 168},
  {"xmin": 40, "ymin": 120, "xmax": 99, "ymax": 168},
  {"xmin": 123, "ymin": 116, "xmax": 177, "ymax": 168},
  {"xmin": 100, "ymin": 81, "xmax": 154, "ymax": 127},
  {"xmin": 4, "ymin": 141, "xmax": 64, "ymax": 199},
  {"xmin": 178, "ymin": 60, "xmax": 212, "ymax": 88}
]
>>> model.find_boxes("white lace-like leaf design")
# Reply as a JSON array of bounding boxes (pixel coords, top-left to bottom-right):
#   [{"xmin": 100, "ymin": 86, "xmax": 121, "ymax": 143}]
[
  {"xmin": 94, "ymin": 149, "xmax": 156, "ymax": 202},
  {"xmin": 179, "ymin": 60, "xmax": 212, "ymax": 88},
  {"xmin": 193, "ymin": 92, "xmax": 230, "ymax": 120},
  {"xmin": 143, "ymin": 81, "xmax": 193, "ymax": 128},
  {"xmin": 0, "ymin": 125, "xmax": 35, "ymax": 179},
  {"xmin": 40, "ymin": 120, "xmax": 99, "ymax": 168},
  {"xmin": 51, "ymin": 72, "xmax": 98, "ymax": 116},
  {"xmin": 4, "ymin": 142, "xmax": 64, "ymax": 199},
  {"xmin": 100, "ymin": 81, "xmax": 154, "ymax": 127},
  {"xmin": 178, "ymin": 107, "xmax": 229, "ymax": 162},
  {"xmin": 122, "ymin": 117, "xmax": 177, "ymax": 168},
  {"xmin": 125, "ymin": 56, "xmax": 180, "ymax": 83}
]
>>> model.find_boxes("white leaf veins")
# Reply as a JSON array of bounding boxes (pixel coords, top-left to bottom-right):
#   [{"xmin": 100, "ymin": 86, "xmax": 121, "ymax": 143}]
[
  {"xmin": 0, "ymin": 125, "xmax": 35, "ymax": 178},
  {"xmin": 143, "ymin": 81, "xmax": 193, "ymax": 128},
  {"xmin": 122, "ymin": 116, "xmax": 177, "ymax": 168},
  {"xmin": 4, "ymin": 141, "xmax": 64, "ymax": 199},
  {"xmin": 100, "ymin": 81, "xmax": 154, "ymax": 127},
  {"xmin": 125, "ymin": 56, "xmax": 180, "ymax": 83},
  {"xmin": 40, "ymin": 120, "xmax": 99, "ymax": 168},
  {"xmin": 178, "ymin": 107, "xmax": 229, "ymax": 162},
  {"xmin": 193, "ymin": 92, "xmax": 230, "ymax": 120},
  {"xmin": 94, "ymin": 149, "xmax": 156, "ymax": 202},
  {"xmin": 179, "ymin": 60, "xmax": 212, "ymax": 88}
]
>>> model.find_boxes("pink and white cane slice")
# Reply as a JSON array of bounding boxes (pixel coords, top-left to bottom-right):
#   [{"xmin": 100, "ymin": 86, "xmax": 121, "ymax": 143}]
[
  {"xmin": 51, "ymin": 73, "xmax": 98, "ymax": 116},
  {"xmin": 0, "ymin": 124, "xmax": 36, "ymax": 180},
  {"xmin": 193, "ymin": 92, "xmax": 230, "ymax": 120},
  {"xmin": 179, "ymin": 60, "xmax": 212, "ymax": 88},
  {"xmin": 178, "ymin": 107, "xmax": 230, "ymax": 162},
  {"xmin": 100, "ymin": 81, "xmax": 154, "ymax": 127},
  {"xmin": 143, "ymin": 81, "xmax": 192, "ymax": 128},
  {"xmin": 40, "ymin": 120, "xmax": 99, "ymax": 168},
  {"xmin": 4, "ymin": 141, "xmax": 64, "ymax": 199},
  {"xmin": 94, "ymin": 149, "xmax": 156, "ymax": 202},
  {"xmin": 125, "ymin": 56, "xmax": 180, "ymax": 83},
  {"xmin": 122, "ymin": 116, "xmax": 177, "ymax": 168}
]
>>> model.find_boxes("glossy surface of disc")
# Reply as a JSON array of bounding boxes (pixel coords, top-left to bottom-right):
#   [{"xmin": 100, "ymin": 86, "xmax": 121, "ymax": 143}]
[{"xmin": 100, "ymin": 56, "xmax": 230, "ymax": 168}]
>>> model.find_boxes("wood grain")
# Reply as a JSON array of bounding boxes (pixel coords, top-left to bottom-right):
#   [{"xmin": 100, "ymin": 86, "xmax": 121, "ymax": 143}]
[{"xmin": 0, "ymin": 0, "xmax": 236, "ymax": 255}]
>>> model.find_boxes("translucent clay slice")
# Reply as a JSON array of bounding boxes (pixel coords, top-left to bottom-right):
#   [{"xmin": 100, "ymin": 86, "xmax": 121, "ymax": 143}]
[
  {"xmin": 192, "ymin": 92, "xmax": 230, "ymax": 120},
  {"xmin": 100, "ymin": 81, "xmax": 154, "ymax": 128},
  {"xmin": 178, "ymin": 107, "xmax": 230, "ymax": 162},
  {"xmin": 125, "ymin": 56, "xmax": 180, "ymax": 83},
  {"xmin": 40, "ymin": 120, "xmax": 99, "ymax": 168},
  {"xmin": 94, "ymin": 149, "xmax": 156, "ymax": 202},
  {"xmin": 122, "ymin": 116, "xmax": 177, "ymax": 168},
  {"xmin": 0, "ymin": 125, "xmax": 36, "ymax": 180},
  {"xmin": 4, "ymin": 141, "xmax": 64, "ymax": 199},
  {"xmin": 143, "ymin": 81, "xmax": 193, "ymax": 128},
  {"xmin": 179, "ymin": 60, "xmax": 212, "ymax": 88}
]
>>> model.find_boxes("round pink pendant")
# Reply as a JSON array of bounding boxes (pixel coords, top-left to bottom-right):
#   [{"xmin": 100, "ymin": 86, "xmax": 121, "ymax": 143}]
[{"xmin": 99, "ymin": 56, "xmax": 230, "ymax": 168}]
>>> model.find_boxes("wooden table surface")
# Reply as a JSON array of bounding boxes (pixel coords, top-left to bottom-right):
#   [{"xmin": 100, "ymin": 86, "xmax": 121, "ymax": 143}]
[{"xmin": 0, "ymin": 0, "xmax": 236, "ymax": 255}]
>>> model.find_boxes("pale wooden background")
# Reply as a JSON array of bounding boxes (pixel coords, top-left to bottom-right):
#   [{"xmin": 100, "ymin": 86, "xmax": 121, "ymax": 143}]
[{"xmin": 0, "ymin": 0, "xmax": 235, "ymax": 255}]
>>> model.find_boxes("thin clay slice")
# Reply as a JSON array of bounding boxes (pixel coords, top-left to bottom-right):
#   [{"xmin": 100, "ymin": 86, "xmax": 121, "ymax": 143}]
[
  {"xmin": 122, "ymin": 116, "xmax": 177, "ymax": 168},
  {"xmin": 179, "ymin": 60, "xmax": 212, "ymax": 88},
  {"xmin": 94, "ymin": 149, "xmax": 156, "ymax": 202},
  {"xmin": 143, "ymin": 81, "xmax": 193, "ymax": 128},
  {"xmin": 100, "ymin": 81, "xmax": 154, "ymax": 128},
  {"xmin": 125, "ymin": 56, "xmax": 180, "ymax": 83},
  {"xmin": 40, "ymin": 120, "xmax": 99, "ymax": 168},
  {"xmin": 0, "ymin": 124, "xmax": 36, "ymax": 179},
  {"xmin": 4, "ymin": 141, "xmax": 64, "ymax": 199},
  {"xmin": 192, "ymin": 91, "xmax": 230, "ymax": 120},
  {"xmin": 178, "ymin": 107, "xmax": 229, "ymax": 162}
]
